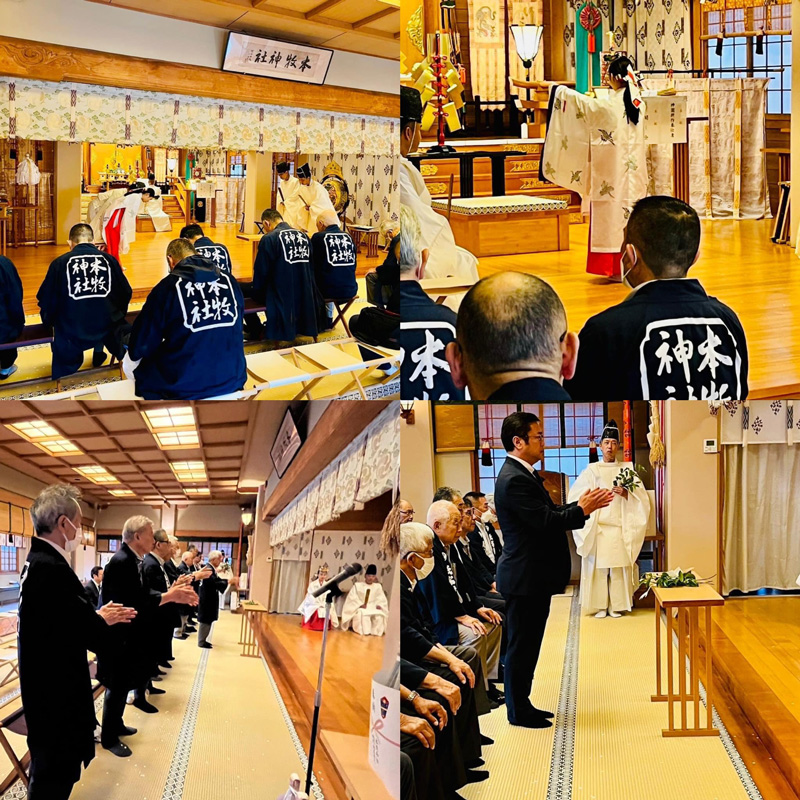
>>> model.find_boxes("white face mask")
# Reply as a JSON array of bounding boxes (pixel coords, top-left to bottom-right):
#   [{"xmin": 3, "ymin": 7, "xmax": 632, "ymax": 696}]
[
  {"xmin": 63, "ymin": 517, "xmax": 82, "ymax": 554},
  {"xmin": 622, "ymin": 246, "xmax": 637, "ymax": 289},
  {"xmin": 412, "ymin": 553, "xmax": 434, "ymax": 581}
]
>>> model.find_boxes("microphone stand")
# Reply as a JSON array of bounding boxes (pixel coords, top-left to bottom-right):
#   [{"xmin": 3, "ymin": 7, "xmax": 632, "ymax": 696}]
[{"xmin": 305, "ymin": 590, "xmax": 333, "ymax": 795}]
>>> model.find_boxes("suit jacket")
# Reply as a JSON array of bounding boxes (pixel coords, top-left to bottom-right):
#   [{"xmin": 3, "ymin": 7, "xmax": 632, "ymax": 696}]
[
  {"xmin": 468, "ymin": 522, "xmax": 501, "ymax": 578},
  {"xmin": 400, "ymin": 658, "xmax": 428, "ymax": 692},
  {"xmin": 416, "ymin": 536, "xmax": 480, "ymax": 645},
  {"xmin": 197, "ymin": 564, "xmax": 229, "ymax": 624},
  {"xmin": 83, "ymin": 578, "xmax": 101, "ymax": 609},
  {"xmin": 454, "ymin": 538, "xmax": 494, "ymax": 596},
  {"xmin": 143, "ymin": 553, "xmax": 180, "ymax": 628},
  {"xmin": 0, "ymin": 255, "xmax": 24, "ymax": 344},
  {"xmin": 487, "ymin": 377, "xmax": 571, "ymax": 402},
  {"xmin": 98, "ymin": 542, "xmax": 163, "ymax": 688},
  {"xmin": 19, "ymin": 537, "xmax": 111, "ymax": 765},
  {"xmin": 400, "ymin": 571, "xmax": 438, "ymax": 664},
  {"xmin": 494, "ymin": 457, "xmax": 587, "ymax": 597},
  {"xmin": 164, "ymin": 559, "xmax": 180, "ymax": 584}
]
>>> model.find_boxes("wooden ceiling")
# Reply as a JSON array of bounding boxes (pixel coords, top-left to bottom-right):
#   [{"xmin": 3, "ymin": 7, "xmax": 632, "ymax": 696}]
[
  {"xmin": 86, "ymin": 0, "xmax": 400, "ymax": 60},
  {"xmin": 0, "ymin": 400, "xmax": 289, "ymax": 507}
]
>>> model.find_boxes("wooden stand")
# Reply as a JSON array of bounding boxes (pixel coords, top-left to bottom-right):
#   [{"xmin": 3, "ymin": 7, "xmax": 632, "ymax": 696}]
[
  {"xmin": 238, "ymin": 601, "xmax": 268, "ymax": 658},
  {"xmin": 652, "ymin": 585, "xmax": 724, "ymax": 738}
]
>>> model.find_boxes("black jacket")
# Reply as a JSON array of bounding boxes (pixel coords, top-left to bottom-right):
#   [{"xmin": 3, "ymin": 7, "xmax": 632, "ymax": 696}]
[
  {"xmin": 194, "ymin": 237, "xmax": 233, "ymax": 274},
  {"xmin": 37, "ymin": 243, "xmax": 131, "ymax": 345},
  {"xmin": 399, "ymin": 281, "xmax": 463, "ymax": 401},
  {"xmin": 19, "ymin": 537, "xmax": 111, "ymax": 765},
  {"xmin": 197, "ymin": 564, "xmax": 229, "ymax": 624},
  {"xmin": 0, "ymin": 255, "xmax": 24, "ymax": 344},
  {"xmin": 400, "ymin": 571, "xmax": 439, "ymax": 665},
  {"xmin": 454, "ymin": 538, "xmax": 494, "ymax": 596},
  {"xmin": 416, "ymin": 536, "xmax": 480, "ymax": 645},
  {"xmin": 83, "ymin": 578, "xmax": 101, "ymax": 609},
  {"xmin": 251, "ymin": 222, "xmax": 322, "ymax": 341},
  {"xmin": 310, "ymin": 225, "xmax": 358, "ymax": 300},
  {"xmin": 98, "ymin": 543, "xmax": 163, "ymax": 688},
  {"xmin": 566, "ymin": 278, "xmax": 749, "ymax": 400},
  {"xmin": 143, "ymin": 553, "xmax": 180, "ymax": 628},
  {"xmin": 468, "ymin": 522, "xmax": 501, "ymax": 578},
  {"xmin": 488, "ymin": 377, "xmax": 571, "ymax": 402},
  {"xmin": 494, "ymin": 457, "xmax": 586, "ymax": 597},
  {"xmin": 128, "ymin": 255, "xmax": 246, "ymax": 399},
  {"xmin": 375, "ymin": 237, "xmax": 399, "ymax": 313}
]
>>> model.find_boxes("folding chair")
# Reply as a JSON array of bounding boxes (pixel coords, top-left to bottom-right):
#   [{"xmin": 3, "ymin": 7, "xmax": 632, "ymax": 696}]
[
  {"xmin": 0, "ymin": 706, "xmax": 28, "ymax": 789},
  {"xmin": 324, "ymin": 295, "xmax": 358, "ymax": 337}
]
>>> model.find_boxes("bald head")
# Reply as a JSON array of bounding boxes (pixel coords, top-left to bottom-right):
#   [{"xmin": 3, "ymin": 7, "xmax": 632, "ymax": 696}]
[
  {"xmin": 446, "ymin": 272, "xmax": 577, "ymax": 398},
  {"xmin": 316, "ymin": 210, "xmax": 340, "ymax": 230},
  {"xmin": 166, "ymin": 238, "xmax": 196, "ymax": 268}
]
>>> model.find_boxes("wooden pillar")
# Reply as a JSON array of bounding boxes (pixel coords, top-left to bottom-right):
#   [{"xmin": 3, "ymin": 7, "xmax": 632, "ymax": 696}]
[
  {"xmin": 791, "ymin": 0, "xmax": 800, "ymax": 245},
  {"xmin": 243, "ymin": 151, "xmax": 273, "ymax": 237},
  {"xmin": 545, "ymin": 0, "xmax": 567, "ymax": 81},
  {"xmin": 54, "ymin": 141, "xmax": 82, "ymax": 246}
]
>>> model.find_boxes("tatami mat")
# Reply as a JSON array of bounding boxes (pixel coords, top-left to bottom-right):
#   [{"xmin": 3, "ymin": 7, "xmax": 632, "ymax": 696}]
[{"xmin": 462, "ymin": 598, "xmax": 758, "ymax": 800}]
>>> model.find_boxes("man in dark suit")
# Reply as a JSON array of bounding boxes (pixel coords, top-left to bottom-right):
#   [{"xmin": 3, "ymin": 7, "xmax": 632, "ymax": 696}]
[
  {"xmin": 197, "ymin": 550, "xmax": 237, "ymax": 649},
  {"xmin": 19, "ymin": 484, "xmax": 136, "ymax": 800},
  {"xmin": 83, "ymin": 565, "xmax": 103, "ymax": 608},
  {"xmin": 98, "ymin": 516, "xmax": 199, "ymax": 757},
  {"xmin": 463, "ymin": 491, "xmax": 503, "ymax": 578},
  {"xmin": 176, "ymin": 548, "xmax": 201, "ymax": 635},
  {"xmin": 494, "ymin": 411, "xmax": 613, "ymax": 728}
]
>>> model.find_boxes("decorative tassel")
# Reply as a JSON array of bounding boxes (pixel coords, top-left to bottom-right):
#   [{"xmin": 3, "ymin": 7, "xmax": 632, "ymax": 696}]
[
  {"xmin": 588, "ymin": 438, "xmax": 598, "ymax": 463},
  {"xmin": 623, "ymin": 401, "xmax": 633, "ymax": 463},
  {"xmin": 648, "ymin": 401, "xmax": 666, "ymax": 469},
  {"xmin": 755, "ymin": 35, "xmax": 764, "ymax": 55},
  {"xmin": 715, "ymin": 37, "xmax": 723, "ymax": 57},
  {"xmin": 588, "ymin": 33, "xmax": 596, "ymax": 53},
  {"xmin": 480, "ymin": 440, "xmax": 492, "ymax": 467}
]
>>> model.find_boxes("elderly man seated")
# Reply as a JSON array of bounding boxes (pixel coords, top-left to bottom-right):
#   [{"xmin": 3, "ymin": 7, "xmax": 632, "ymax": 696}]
[
  {"xmin": 310, "ymin": 210, "xmax": 358, "ymax": 328},
  {"xmin": 416, "ymin": 501, "xmax": 504, "ymax": 707}
]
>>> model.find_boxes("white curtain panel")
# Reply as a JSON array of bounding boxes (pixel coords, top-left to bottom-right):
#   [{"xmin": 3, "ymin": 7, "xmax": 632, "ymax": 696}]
[
  {"xmin": 723, "ymin": 444, "xmax": 800, "ymax": 593},
  {"xmin": 269, "ymin": 559, "xmax": 309, "ymax": 614}
]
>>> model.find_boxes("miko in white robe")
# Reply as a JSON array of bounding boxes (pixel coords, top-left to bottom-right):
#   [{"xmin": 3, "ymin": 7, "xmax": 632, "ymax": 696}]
[
  {"xmin": 568, "ymin": 460, "xmax": 650, "ymax": 615},
  {"xmin": 87, "ymin": 189, "xmax": 127, "ymax": 243},
  {"xmin": 139, "ymin": 192, "xmax": 173, "ymax": 232},
  {"xmin": 284, "ymin": 179, "xmax": 337, "ymax": 236},
  {"xmin": 297, "ymin": 577, "xmax": 339, "ymax": 629},
  {"xmin": 102, "ymin": 192, "xmax": 143, "ymax": 256},
  {"xmin": 400, "ymin": 156, "xmax": 479, "ymax": 283},
  {"xmin": 341, "ymin": 579, "xmax": 388, "ymax": 636},
  {"xmin": 541, "ymin": 86, "xmax": 648, "ymax": 279}
]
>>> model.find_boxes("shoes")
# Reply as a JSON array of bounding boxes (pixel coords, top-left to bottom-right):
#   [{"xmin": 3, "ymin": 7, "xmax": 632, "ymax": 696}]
[
  {"xmin": 532, "ymin": 707, "xmax": 554, "ymax": 719},
  {"xmin": 509, "ymin": 716, "xmax": 552, "ymax": 729},
  {"xmin": 155, "ymin": 669, "xmax": 167, "ymax": 676},
  {"xmin": 464, "ymin": 769, "xmax": 490, "ymax": 785},
  {"xmin": 103, "ymin": 741, "xmax": 132, "ymax": 757},
  {"xmin": 159, "ymin": 662, "xmax": 172, "ymax": 669},
  {"xmin": 595, "ymin": 610, "xmax": 608, "ymax": 619},
  {"xmin": 151, "ymin": 675, "xmax": 163, "ymax": 682},
  {"xmin": 487, "ymin": 688, "xmax": 505, "ymax": 705},
  {"xmin": 488, "ymin": 698, "xmax": 501, "ymax": 711},
  {"xmin": 185, "ymin": 626, "xmax": 198, "ymax": 633},
  {"xmin": 608, "ymin": 610, "xmax": 622, "ymax": 618},
  {"xmin": 167, "ymin": 657, "xmax": 176, "ymax": 662},
  {"xmin": 174, "ymin": 633, "xmax": 189, "ymax": 640},
  {"xmin": 0, "ymin": 365, "xmax": 18, "ymax": 380},
  {"xmin": 480, "ymin": 734, "xmax": 494, "ymax": 746},
  {"xmin": 148, "ymin": 686, "xmax": 166, "ymax": 695},
  {"xmin": 118, "ymin": 725, "xmax": 138, "ymax": 737},
  {"xmin": 132, "ymin": 699, "xmax": 159, "ymax": 714},
  {"xmin": 92, "ymin": 351, "xmax": 108, "ymax": 368},
  {"xmin": 199, "ymin": 642, "xmax": 213, "ymax": 649},
  {"xmin": 465, "ymin": 758, "xmax": 485, "ymax": 769},
  {"xmin": 125, "ymin": 691, "xmax": 135, "ymax": 705}
]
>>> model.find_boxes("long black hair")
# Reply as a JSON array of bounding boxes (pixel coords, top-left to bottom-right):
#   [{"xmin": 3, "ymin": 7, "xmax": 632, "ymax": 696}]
[{"xmin": 607, "ymin": 55, "xmax": 640, "ymax": 125}]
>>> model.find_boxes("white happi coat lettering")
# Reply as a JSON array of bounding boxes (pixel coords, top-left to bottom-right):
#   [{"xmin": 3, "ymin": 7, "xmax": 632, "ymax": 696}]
[
  {"xmin": 175, "ymin": 273, "xmax": 240, "ymax": 333},
  {"xmin": 323, "ymin": 233, "xmax": 356, "ymax": 267},
  {"xmin": 196, "ymin": 245, "xmax": 231, "ymax": 273},
  {"xmin": 278, "ymin": 229, "xmax": 311, "ymax": 264},
  {"xmin": 66, "ymin": 255, "xmax": 111, "ymax": 300}
]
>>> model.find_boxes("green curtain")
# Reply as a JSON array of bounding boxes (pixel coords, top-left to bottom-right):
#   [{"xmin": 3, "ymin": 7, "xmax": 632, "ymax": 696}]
[{"xmin": 575, "ymin": 4, "xmax": 603, "ymax": 95}]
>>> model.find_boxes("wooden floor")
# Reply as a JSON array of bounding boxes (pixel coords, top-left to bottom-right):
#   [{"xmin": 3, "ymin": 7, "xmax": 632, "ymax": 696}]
[
  {"xmin": 8, "ymin": 222, "xmax": 383, "ymax": 314},
  {"xmin": 254, "ymin": 612, "xmax": 386, "ymax": 800},
  {"xmin": 476, "ymin": 218, "xmax": 800, "ymax": 399},
  {"xmin": 708, "ymin": 596, "xmax": 800, "ymax": 800}
]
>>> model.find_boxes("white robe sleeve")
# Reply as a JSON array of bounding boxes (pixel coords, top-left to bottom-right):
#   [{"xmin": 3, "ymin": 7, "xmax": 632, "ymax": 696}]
[
  {"xmin": 567, "ymin": 464, "xmax": 599, "ymax": 557},
  {"xmin": 620, "ymin": 472, "xmax": 650, "ymax": 565},
  {"xmin": 340, "ymin": 583, "xmax": 364, "ymax": 629}
]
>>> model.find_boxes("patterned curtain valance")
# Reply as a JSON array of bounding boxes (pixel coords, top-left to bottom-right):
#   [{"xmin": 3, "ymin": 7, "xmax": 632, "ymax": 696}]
[
  {"xmin": 270, "ymin": 403, "xmax": 399, "ymax": 546},
  {"xmin": 0, "ymin": 78, "xmax": 395, "ymax": 157},
  {"xmin": 702, "ymin": 0, "xmax": 789, "ymax": 10},
  {"xmin": 716, "ymin": 400, "xmax": 800, "ymax": 445}
]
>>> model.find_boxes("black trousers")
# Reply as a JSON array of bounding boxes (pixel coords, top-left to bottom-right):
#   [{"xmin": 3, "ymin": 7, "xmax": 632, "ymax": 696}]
[
  {"xmin": 101, "ymin": 684, "xmax": 145, "ymax": 746},
  {"xmin": 401, "ymin": 731, "xmax": 445, "ymax": 800},
  {"xmin": 400, "ymin": 751, "xmax": 418, "ymax": 800},
  {"xmin": 0, "ymin": 348, "xmax": 17, "ymax": 371},
  {"xmin": 28, "ymin": 746, "xmax": 81, "ymax": 800},
  {"xmin": 51, "ymin": 330, "xmax": 121, "ymax": 380},
  {"xmin": 502, "ymin": 592, "xmax": 552, "ymax": 724}
]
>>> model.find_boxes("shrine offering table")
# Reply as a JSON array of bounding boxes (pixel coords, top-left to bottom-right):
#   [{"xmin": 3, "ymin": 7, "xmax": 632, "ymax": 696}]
[
  {"xmin": 238, "ymin": 600, "xmax": 268, "ymax": 658},
  {"xmin": 652, "ymin": 584, "xmax": 724, "ymax": 738},
  {"xmin": 431, "ymin": 195, "xmax": 570, "ymax": 257},
  {"xmin": 409, "ymin": 148, "xmax": 526, "ymax": 198},
  {"xmin": 236, "ymin": 232, "xmax": 263, "ymax": 263}
]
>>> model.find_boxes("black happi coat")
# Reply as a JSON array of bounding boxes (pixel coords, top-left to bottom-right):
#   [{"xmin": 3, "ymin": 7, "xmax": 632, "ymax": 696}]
[
  {"xmin": 197, "ymin": 564, "xmax": 229, "ymax": 625},
  {"xmin": 195, "ymin": 237, "xmax": 233, "ymax": 274},
  {"xmin": 98, "ymin": 542, "xmax": 163, "ymax": 690},
  {"xmin": 19, "ymin": 538, "xmax": 112, "ymax": 766},
  {"xmin": 399, "ymin": 281, "xmax": 463, "ymax": 401},
  {"xmin": 310, "ymin": 225, "xmax": 358, "ymax": 300},
  {"xmin": 494, "ymin": 458, "xmax": 586, "ymax": 597},
  {"xmin": 0, "ymin": 256, "xmax": 24, "ymax": 344},
  {"xmin": 566, "ymin": 279, "xmax": 749, "ymax": 401},
  {"xmin": 128, "ymin": 255, "xmax": 246, "ymax": 399},
  {"xmin": 37, "ymin": 242, "xmax": 131, "ymax": 345},
  {"xmin": 251, "ymin": 222, "xmax": 322, "ymax": 341}
]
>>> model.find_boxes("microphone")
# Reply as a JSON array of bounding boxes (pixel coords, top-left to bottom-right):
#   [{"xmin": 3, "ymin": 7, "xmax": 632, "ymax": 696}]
[{"xmin": 311, "ymin": 562, "xmax": 362, "ymax": 598}]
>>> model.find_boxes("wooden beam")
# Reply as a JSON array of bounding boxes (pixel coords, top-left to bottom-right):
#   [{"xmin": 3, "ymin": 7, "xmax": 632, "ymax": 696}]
[
  {"xmin": 353, "ymin": 7, "xmax": 398, "ymax": 29},
  {"xmin": 0, "ymin": 36, "xmax": 398, "ymax": 119},
  {"xmin": 305, "ymin": 0, "xmax": 349, "ymax": 18},
  {"xmin": 261, "ymin": 401, "xmax": 391, "ymax": 518}
]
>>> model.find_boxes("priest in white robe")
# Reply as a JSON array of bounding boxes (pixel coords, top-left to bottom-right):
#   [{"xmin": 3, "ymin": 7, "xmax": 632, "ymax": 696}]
[
  {"xmin": 567, "ymin": 420, "xmax": 650, "ymax": 617},
  {"xmin": 276, "ymin": 161, "xmax": 300, "ymax": 224},
  {"xmin": 341, "ymin": 564, "xmax": 388, "ymax": 636},
  {"xmin": 284, "ymin": 163, "xmax": 337, "ymax": 236},
  {"xmin": 297, "ymin": 564, "xmax": 339, "ymax": 630},
  {"xmin": 139, "ymin": 188, "xmax": 173, "ymax": 232},
  {"xmin": 400, "ymin": 86, "xmax": 479, "ymax": 283},
  {"xmin": 541, "ymin": 54, "xmax": 647, "ymax": 281}
]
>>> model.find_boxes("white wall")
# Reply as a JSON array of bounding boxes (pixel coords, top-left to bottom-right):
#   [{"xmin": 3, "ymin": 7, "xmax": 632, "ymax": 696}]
[
  {"xmin": 0, "ymin": 0, "xmax": 398, "ymax": 94},
  {"xmin": 96, "ymin": 503, "xmax": 164, "ymax": 533},
  {"xmin": 176, "ymin": 504, "xmax": 241, "ymax": 533},
  {"xmin": 434, "ymin": 452, "xmax": 474, "ymax": 501}
]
